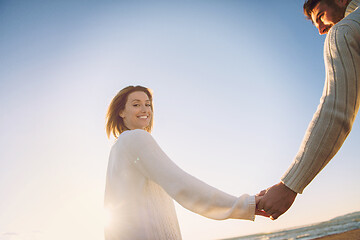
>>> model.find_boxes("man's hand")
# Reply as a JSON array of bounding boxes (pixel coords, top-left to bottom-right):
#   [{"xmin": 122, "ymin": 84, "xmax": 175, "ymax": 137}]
[
  {"xmin": 255, "ymin": 190, "xmax": 271, "ymax": 218},
  {"xmin": 257, "ymin": 182, "xmax": 297, "ymax": 220}
]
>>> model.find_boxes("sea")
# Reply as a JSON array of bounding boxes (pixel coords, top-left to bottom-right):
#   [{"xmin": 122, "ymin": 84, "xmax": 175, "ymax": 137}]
[{"xmin": 223, "ymin": 211, "xmax": 360, "ymax": 240}]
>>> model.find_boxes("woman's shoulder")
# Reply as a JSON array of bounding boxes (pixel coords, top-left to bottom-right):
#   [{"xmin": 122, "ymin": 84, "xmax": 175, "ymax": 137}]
[
  {"xmin": 120, "ymin": 129, "xmax": 151, "ymax": 138},
  {"xmin": 111, "ymin": 129, "xmax": 154, "ymax": 154},
  {"xmin": 115, "ymin": 129, "xmax": 152, "ymax": 145}
]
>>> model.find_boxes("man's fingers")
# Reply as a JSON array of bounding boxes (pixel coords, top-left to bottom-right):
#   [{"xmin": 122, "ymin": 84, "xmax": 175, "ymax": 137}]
[
  {"xmin": 270, "ymin": 213, "xmax": 280, "ymax": 220},
  {"xmin": 256, "ymin": 195, "xmax": 267, "ymax": 210},
  {"xmin": 269, "ymin": 209, "xmax": 285, "ymax": 220},
  {"xmin": 255, "ymin": 209, "xmax": 271, "ymax": 218},
  {"xmin": 257, "ymin": 201, "xmax": 264, "ymax": 212},
  {"xmin": 256, "ymin": 190, "xmax": 266, "ymax": 197},
  {"xmin": 257, "ymin": 198, "xmax": 273, "ymax": 214},
  {"xmin": 266, "ymin": 209, "xmax": 276, "ymax": 217}
]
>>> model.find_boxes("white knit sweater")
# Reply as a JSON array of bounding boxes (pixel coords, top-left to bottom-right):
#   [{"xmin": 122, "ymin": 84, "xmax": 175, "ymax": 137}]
[
  {"xmin": 104, "ymin": 129, "xmax": 255, "ymax": 240},
  {"xmin": 282, "ymin": 0, "xmax": 360, "ymax": 193}
]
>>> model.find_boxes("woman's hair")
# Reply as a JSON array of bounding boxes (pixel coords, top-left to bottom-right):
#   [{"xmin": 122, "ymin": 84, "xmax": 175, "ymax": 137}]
[{"xmin": 106, "ymin": 85, "xmax": 154, "ymax": 138}]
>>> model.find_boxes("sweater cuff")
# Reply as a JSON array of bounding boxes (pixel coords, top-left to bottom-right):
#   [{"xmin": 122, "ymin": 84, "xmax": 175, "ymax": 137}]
[
  {"xmin": 281, "ymin": 175, "xmax": 304, "ymax": 194},
  {"xmin": 231, "ymin": 194, "xmax": 255, "ymax": 221},
  {"xmin": 248, "ymin": 195, "xmax": 256, "ymax": 221}
]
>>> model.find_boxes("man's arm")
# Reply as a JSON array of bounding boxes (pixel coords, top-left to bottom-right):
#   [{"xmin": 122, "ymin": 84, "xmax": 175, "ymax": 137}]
[
  {"xmin": 282, "ymin": 23, "xmax": 360, "ymax": 193},
  {"xmin": 259, "ymin": 21, "xmax": 360, "ymax": 219}
]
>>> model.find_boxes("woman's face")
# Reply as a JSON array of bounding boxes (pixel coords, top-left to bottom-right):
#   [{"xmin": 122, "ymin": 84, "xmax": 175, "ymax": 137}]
[{"xmin": 120, "ymin": 91, "xmax": 152, "ymax": 130}]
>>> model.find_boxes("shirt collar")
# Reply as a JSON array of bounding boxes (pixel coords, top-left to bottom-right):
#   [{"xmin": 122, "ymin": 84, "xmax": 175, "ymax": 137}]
[{"xmin": 345, "ymin": 0, "xmax": 360, "ymax": 17}]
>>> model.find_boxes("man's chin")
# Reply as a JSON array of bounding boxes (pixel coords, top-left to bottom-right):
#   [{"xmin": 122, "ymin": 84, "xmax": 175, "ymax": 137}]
[{"xmin": 323, "ymin": 26, "xmax": 332, "ymax": 34}]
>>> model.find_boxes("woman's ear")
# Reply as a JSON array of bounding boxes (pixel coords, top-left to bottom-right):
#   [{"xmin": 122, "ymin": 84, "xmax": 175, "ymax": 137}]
[{"xmin": 119, "ymin": 111, "xmax": 124, "ymax": 118}]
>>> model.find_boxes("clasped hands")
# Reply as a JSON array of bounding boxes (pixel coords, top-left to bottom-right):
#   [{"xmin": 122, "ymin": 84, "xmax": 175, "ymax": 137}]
[{"xmin": 255, "ymin": 182, "xmax": 297, "ymax": 220}]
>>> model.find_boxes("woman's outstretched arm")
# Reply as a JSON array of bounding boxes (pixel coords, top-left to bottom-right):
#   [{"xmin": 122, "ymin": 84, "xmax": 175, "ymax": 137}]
[{"xmin": 116, "ymin": 129, "xmax": 259, "ymax": 221}]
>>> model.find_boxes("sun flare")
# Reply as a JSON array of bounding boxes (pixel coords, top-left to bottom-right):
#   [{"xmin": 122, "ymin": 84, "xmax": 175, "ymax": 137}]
[{"xmin": 103, "ymin": 207, "xmax": 112, "ymax": 228}]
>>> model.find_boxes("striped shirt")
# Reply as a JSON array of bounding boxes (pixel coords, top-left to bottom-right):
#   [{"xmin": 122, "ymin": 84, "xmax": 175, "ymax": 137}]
[{"xmin": 282, "ymin": 0, "xmax": 360, "ymax": 194}]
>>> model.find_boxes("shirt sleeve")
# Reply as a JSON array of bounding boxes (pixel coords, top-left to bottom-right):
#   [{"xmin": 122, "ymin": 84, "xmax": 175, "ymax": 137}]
[
  {"xmin": 119, "ymin": 129, "xmax": 255, "ymax": 221},
  {"xmin": 282, "ymin": 21, "xmax": 360, "ymax": 194}
]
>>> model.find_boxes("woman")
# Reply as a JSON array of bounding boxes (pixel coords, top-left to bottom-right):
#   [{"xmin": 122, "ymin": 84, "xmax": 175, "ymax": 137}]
[{"xmin": 104, "ymin": 85, "xmax": 268, "ymax": 240}]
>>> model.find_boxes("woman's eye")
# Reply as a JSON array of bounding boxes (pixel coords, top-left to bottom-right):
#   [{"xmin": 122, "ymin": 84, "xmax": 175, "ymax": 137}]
[
  {"xmin": 146, "ymin": 104, "xmax": 151, "ymax": 107},
  {"xmin": 133, "ymin": 104, "xmax": 139, "ymax": 107}
]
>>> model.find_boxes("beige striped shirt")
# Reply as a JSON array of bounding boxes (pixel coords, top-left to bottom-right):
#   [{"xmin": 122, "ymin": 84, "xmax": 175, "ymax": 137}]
[{"xmin": 282, "ymin": 0, "xmax": 360, "ymax": 193}]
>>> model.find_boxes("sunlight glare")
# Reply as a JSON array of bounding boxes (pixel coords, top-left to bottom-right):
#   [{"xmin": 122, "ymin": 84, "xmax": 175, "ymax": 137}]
[{"xmin": 103, "ymin": 207, "xmax": 112, "ymax": 228}]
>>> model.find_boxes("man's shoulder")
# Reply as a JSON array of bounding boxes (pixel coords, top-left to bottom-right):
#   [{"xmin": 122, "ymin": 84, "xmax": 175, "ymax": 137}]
[
  {"xmin": 345, "ymin": 4, "xmax": 360, "ymax": 20},
  {"xmin": 324, "ymin": 15, "xmax": 360, "ymax": 57},
  {"xmin": 334, "ymin": 7, "xmax": 360, "ymax": 30},
  {"xmin": 327, "ymin": 12, "xmax": 360, "ymax": 40}
]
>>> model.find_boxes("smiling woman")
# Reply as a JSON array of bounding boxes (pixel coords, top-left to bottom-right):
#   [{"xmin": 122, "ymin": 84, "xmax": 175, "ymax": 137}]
[
  {"xmin": 105, "ymin": 86, "xmax": 154, "ymax": 138},
  {"xmin": 103, "ymin": 85, "xmax": 269, "ymax": 240},
  {"xmin": 119, "ymin": 91, "xmax": 152, "ymax": 131}
]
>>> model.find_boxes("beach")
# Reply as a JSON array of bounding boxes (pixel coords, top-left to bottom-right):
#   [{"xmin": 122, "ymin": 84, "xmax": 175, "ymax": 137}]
[
  {"xmin": 313, "ymin": 228, "xmax": 360, "ymax": 240},
  {"xmin": 228, "ymin": 211, "xmax": 360, "ymax": 240}
]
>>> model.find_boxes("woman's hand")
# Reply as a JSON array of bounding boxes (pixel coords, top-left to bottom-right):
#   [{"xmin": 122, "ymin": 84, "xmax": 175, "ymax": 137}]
[{"xmin": 255, "ymin": 190, "xmax": 271, "ymax": 218}]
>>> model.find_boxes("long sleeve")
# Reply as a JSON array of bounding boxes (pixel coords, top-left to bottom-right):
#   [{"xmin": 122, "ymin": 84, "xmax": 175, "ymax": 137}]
[
  {"xmin": 117, "ymin": 129, "xmax": 255, "ymax": 221},
  {"xmin": 282, "ymin": 10, "xmax": 360, "ymax": 194}
]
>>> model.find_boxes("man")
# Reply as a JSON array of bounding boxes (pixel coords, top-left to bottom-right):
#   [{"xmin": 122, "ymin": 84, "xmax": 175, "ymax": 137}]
[{"xmin": 257, "ymin": 0, "xmax": 360, "ymax": 220}]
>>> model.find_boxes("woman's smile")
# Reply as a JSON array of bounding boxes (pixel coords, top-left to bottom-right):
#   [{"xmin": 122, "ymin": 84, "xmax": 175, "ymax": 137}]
[{"xmin": 120, "ymin": 91, "xmax": 153, "ymax": 130}]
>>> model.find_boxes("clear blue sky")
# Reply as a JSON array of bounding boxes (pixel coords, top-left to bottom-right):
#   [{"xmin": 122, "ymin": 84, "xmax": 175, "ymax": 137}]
[{"xmin": 1, "ymin": 1, "xmax": 359, "ymax": 240}]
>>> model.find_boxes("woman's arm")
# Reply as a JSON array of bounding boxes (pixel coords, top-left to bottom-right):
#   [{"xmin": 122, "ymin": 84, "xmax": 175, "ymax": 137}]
[{"xmin": 118, "ymin": 129, "xmax": 256, "ymax": 221}]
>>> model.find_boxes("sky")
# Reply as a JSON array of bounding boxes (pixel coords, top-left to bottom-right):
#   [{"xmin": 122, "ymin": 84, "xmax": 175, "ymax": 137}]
[{"xmin": 0, "ymin": 0, "xmax": 359, "ymax": 239}]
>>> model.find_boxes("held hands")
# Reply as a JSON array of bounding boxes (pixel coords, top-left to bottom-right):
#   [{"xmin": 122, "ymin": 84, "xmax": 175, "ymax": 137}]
[
  {"xmin": 255, "ymin": 190, "xmax": 271, "ymax": 218},
  {"xmin": 257, "ymin": 182, "xmax": 297, "ymax": 220}
]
